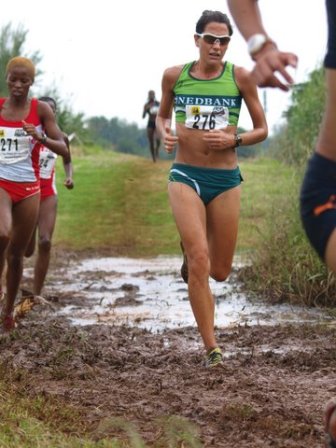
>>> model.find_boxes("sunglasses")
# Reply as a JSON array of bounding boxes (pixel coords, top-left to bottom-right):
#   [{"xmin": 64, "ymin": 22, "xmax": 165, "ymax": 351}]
[{"xmin": 196, "ymin": 33, "xmax": 231, "ymax": 46}]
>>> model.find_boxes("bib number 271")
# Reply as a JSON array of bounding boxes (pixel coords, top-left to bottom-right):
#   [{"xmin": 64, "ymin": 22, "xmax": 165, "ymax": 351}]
[{"xmin": 1, "ymin": 138, "xmax": 19, "ymax": 151}]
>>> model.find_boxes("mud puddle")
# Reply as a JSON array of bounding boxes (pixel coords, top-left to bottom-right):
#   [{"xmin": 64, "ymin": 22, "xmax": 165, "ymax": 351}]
[{"xmin": 30, "ymin": 255, "xmax": 332, "ymax": 332}]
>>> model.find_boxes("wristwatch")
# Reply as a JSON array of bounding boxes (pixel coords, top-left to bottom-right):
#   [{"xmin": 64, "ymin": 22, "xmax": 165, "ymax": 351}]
[
  {"xmin": 39, "ymin": 132, "xmax": 47, "ymax": 144},
  {"xmin": 247, "ymin": 33, "xmax": 276, "ymax": 58},
  {"xmin": 234, "ymin": 134, "xmax": 243, "ymax": 147}
]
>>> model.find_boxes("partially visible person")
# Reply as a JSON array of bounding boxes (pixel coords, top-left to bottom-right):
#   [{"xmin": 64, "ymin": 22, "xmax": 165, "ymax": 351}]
[
  {"xmin": 227, "ymin": 0, "xmax": 336, "ymax": 445},
  {"xmin": 0, "ymin": 57, "xmax": 68, "ymax": 331},
  {"xmin": 325, "ymin": 399, "xmax": 336, "ymax": 448},
  {"xmin": 25, "ymin": 96, "xmax": 74, "ymax": 296},
  {"xmin": 142, "ymin": 90, "xmax": 161, "ymax": 162},
  {"xmin": 156, "ymin": 10, "xmax": 267, "ymax": 368},
  {"xmin": 227, "ymin": 0, "xmax": 298, "ymax": 91}
]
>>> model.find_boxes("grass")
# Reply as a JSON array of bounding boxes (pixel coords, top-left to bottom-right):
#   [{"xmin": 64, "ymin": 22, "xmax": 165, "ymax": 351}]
[
  {"xmin": 54, "ymin": 152, "xmax": 178, "ymax": 256},
  {"xmin": 54, "ymin": 151, "xmax": 293, "ymax": 258},
  {"xmin": 0, "ymin": 378, "xmax": 113, "ymax": 447},
  {"xmin": 237, "ymin": 160, "xmax": 336, "ymax": 306},
  {"xmin": 238, "ymin": 157, "xmax": 298, "ymax": 255}
]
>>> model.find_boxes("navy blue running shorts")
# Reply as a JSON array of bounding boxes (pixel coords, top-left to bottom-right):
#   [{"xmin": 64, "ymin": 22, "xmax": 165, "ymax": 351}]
[{"xmin": 300, "ymin": 152, "xmax": 336, "ymax": 260}]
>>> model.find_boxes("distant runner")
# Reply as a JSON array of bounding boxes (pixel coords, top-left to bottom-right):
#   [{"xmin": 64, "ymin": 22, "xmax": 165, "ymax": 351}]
[{"xmin": 142, "ymin": 90, "xmax": 161, "ymax": 162}]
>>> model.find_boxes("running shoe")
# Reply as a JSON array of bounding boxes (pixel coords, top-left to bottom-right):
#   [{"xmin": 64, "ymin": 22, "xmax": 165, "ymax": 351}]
[
  {"xmin": 206, "ymin": 347, "xmax": 224, "ymax": 368},
  {"xmin": 180, "ymin": 241, "xmax": 188, "ymax": 284}
]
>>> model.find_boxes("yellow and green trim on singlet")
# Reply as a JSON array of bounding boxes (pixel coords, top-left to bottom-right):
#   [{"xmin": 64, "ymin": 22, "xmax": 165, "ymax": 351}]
[{"xmin": 173, "ymin": 61, "xmax": 242, "ymax": 126}]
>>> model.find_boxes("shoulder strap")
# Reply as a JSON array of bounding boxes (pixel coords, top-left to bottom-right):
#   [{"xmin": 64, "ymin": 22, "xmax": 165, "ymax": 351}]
[
  {"xmin": 173, "ymin": 61, "xmax": 193, "ymax": 89},
  {"xmin": 26, "ymin": 97, "xmax": 41, "ymax": 124}
]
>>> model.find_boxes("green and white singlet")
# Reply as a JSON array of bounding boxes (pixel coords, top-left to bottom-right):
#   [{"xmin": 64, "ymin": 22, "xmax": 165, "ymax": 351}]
[{"xmin": 173, "ymin": 61, "xmax": 242, "ymax": 130}]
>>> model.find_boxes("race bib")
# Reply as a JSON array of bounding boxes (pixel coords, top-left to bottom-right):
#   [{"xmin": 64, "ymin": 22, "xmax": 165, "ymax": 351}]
[
  {"xmin": 185, "ymin": 105, "xmax": 229, "ymax": 130},
  {"xmin": 39, "ymin": 147, "xmax": 57, "ymax": 179},
  {"xmin": 149, "ymin": 105, "xmax": 159, "ymax": 115},
  {"xmin": 0, "ymin": 127, "xmax": 31, "ymax": 165}
]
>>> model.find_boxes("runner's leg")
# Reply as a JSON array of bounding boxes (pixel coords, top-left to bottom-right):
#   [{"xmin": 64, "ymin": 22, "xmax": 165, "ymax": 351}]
[
  {"xmin": 168, "ymin": 182, "xmax": 217, "ymax": 350},
  {"xmin": 4, "ymin": 193, "xmax": 40, "ymax": 315},
  {"xmin": 33, "ymin": 195, "xmax": 58, "ymax": 295},
  {"xmin": 206, "ymin": 186, "xmax": 241, "ymax": 281}
]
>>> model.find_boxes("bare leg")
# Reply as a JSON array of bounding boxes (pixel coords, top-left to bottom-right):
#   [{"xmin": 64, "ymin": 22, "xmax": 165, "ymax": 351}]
[
  {"xmin": 33, "ymin": 195, "xmax": 58, "ymax": 295},
  {"xmin": 25, "ymin": 226, "xmax": 37, "ymax": 258},
  {"xmin": 147, "ymin": 127, "xmax": 156, "ymax": 162},
  {"xmin": 325, "ymin": 229, "xmax": 336, "ymax": 272},
  {"xmin": 154, "ymin": 129, "xmax": 161, "ymax": 160},
  {"xmin": 0, "ymin": 189, "xmax": 12, "ymax": 295},
  {"xmin": 168, "ymin": 182, "xmax": 240, "ymax": 351},
  {"xmin": 207, "ymin": 186, "xmax": 241, "ymax": 281},
  {"xmin": 3, "ymin": 193, "xmax": 40, "ymax": 316}
]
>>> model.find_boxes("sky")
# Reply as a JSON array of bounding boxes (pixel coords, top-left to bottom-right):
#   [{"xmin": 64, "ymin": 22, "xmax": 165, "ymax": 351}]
[{"xmin": 0, "ymin": 0, "xmax": 327, "ymax": 134}]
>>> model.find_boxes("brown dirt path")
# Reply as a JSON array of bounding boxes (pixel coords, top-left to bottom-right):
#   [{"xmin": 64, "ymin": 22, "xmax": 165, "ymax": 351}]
[{"xmin": 1, "ymin": 253, "xmax": 335, "ymax": 447}]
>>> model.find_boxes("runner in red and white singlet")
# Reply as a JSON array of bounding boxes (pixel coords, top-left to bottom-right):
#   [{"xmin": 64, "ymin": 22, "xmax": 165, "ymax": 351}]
[{"xmin": 0, "ymin": 57, "xmax": 68, "ymax": 332}]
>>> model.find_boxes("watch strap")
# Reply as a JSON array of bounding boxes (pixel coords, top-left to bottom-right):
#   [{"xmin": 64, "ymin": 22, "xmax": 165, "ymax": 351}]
[
  {"xmin": 39, "ymin": 132, "xmax": 47, "ymax": 145},
  {"xmin": 235, "ymin": 134, "xmax": 243, "ymax": 147}
]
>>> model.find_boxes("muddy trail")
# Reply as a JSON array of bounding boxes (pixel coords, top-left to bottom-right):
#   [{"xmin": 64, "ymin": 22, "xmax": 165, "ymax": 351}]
[{"xmin": 2, "ymin": 251, "xmax": 336, "ymax": 447}]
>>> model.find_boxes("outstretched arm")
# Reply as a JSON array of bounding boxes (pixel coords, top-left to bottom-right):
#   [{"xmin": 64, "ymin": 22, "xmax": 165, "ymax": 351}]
[
  {"xmin": 227, "ymin": 0, "xmax": 266, "ymax": 40},
  {"xmin": 227, "ymin": 0, "xmax": 298, "ymax": 91}
]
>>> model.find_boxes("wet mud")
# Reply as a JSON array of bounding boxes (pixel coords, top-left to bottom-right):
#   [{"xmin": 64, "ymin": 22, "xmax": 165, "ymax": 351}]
[{"xmin": 2, "ymin": 252, "xmax": 336, "ymax": 447}]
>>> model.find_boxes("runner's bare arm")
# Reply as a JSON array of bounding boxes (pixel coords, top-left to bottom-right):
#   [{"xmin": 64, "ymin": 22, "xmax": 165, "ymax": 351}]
[
  {"xmin": 156, "ymin": 66, "xmax": 181, "ymax": 153},
  {"xmin": 34, "ymin": 101, "xmax": 68, "ymax": 157}
]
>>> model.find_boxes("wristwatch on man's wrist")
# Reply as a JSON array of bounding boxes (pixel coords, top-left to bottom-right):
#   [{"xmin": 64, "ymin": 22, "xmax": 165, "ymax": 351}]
[{"xmin": 247, "ymin": 33, "xmax": 277, "ymax": 59}]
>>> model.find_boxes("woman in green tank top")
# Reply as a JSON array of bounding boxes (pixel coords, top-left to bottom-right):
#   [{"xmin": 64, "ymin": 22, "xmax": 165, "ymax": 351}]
[{"xmin": 156, "ymin": 10, "xmax": 268, "ymax": 368}]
